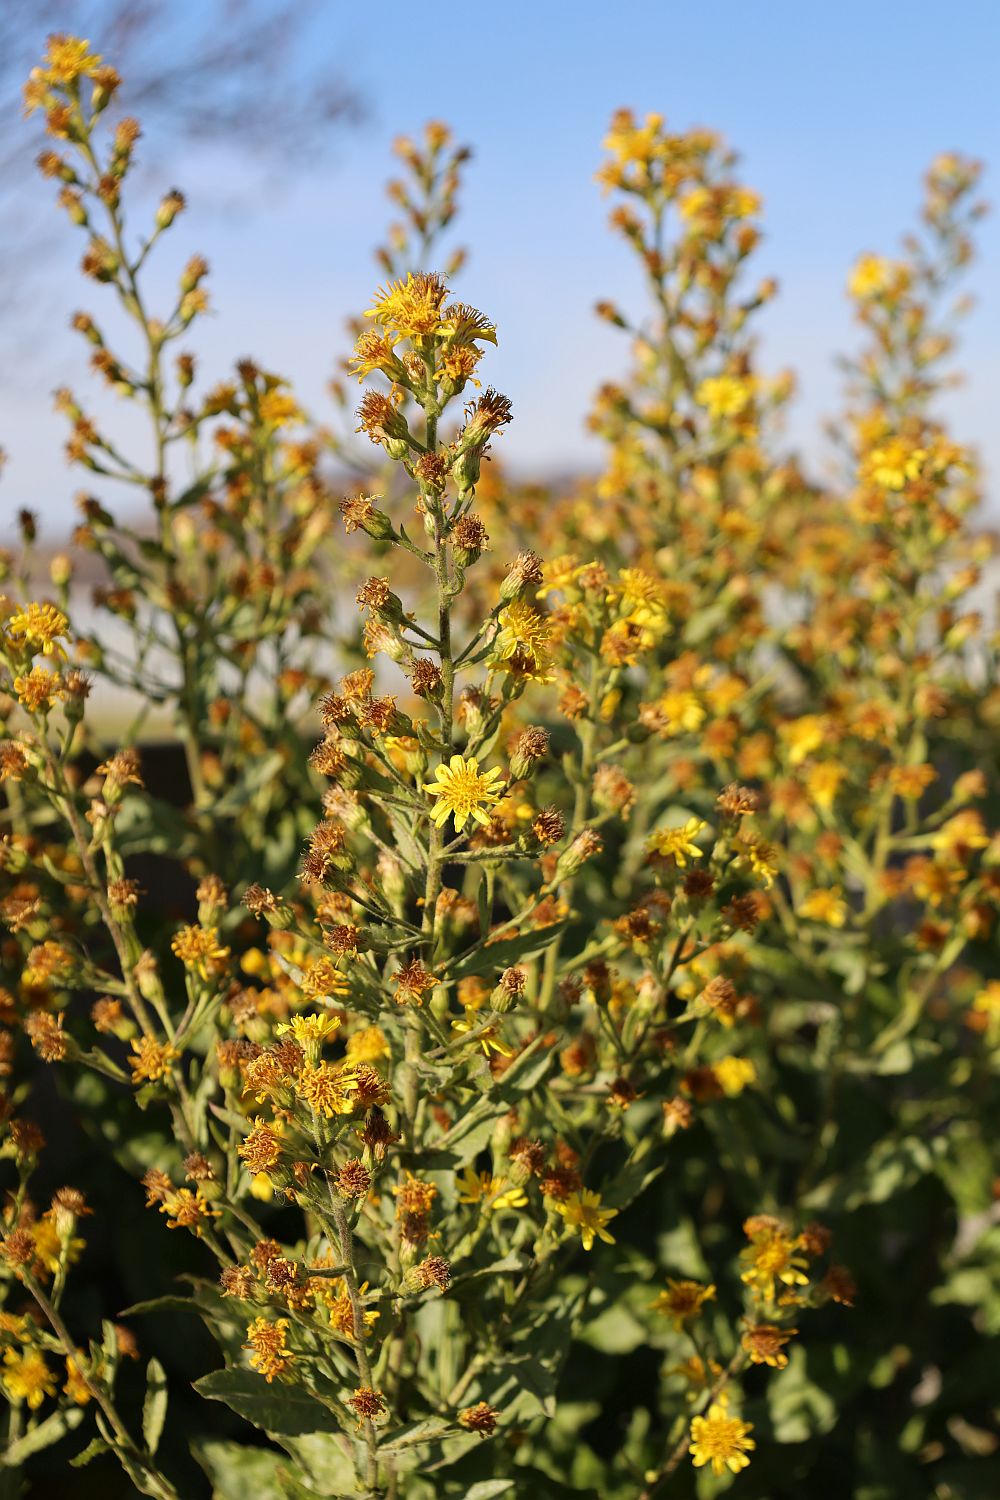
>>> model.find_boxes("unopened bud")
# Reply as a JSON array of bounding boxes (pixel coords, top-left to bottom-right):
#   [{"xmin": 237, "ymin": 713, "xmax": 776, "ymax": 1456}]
[
  {"xmin": 500, "ymin": 551, "xmax": 543, "ymax": 603},
  {"xmin": 509, "ymin": 726, "xmax": 549, "ymax": 782},
  {"xmin": 555, "ymin": 828, "xmax": 603, "ymax": 880},
  {"xmin": 490, "ymin": 966, "xmax": 526, "ymax": 1015},
  {"xmin": 156, "ymin": 189, "xmax": 186, "ymax": 230}
]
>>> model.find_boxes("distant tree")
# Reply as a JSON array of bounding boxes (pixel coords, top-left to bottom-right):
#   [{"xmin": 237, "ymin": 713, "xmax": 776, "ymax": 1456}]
[{"xmin": 0, "ymin": 1, "xmax": 363, "ymax": 328}]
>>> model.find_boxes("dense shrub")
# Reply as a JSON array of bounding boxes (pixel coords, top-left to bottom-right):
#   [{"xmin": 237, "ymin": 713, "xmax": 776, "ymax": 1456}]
[{"xmin": 1, "ymin": 36, "xmax": 998, "ymax": 1500}]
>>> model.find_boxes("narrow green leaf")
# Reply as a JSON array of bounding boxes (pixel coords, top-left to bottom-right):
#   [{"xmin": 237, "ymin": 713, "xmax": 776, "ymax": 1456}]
[
  {"xmin": 446, "ymin": 923, "xmax": 566, "ymax": 981},
  {"xmin": 194, "ymin": 1367, "xmax": 342, "ymax": 1436},
  {"xmin": 2, "ymin": 1407, "xmax": 85, "ymax": 1466},
  {"xmin": 70, "ymin": 1437, "xmax": 112, "ymax": 1468},
  {"xmin": 142, "ymin": 1356, "xmax": 169, "ymax": 1456}
]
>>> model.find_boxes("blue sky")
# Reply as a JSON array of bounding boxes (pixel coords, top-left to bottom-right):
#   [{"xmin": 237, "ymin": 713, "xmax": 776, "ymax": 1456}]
[{"xmin": 5, "ymin": 0, "xmax": 1000, "ymax": 533}]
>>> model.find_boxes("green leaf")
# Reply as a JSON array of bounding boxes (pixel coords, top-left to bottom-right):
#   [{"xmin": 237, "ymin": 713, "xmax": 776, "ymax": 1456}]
[
  {"xmin": 577, "ymin": 1298, "xmax": 648, "ymax": 1355},
  {"xmin": 378, "ymin": 1418, "xmax": 453, "ymax": 1454},
  {"xmin": 211, "ymin": 753, "xmax": 288, "ymax": 817},
  {"xmin": 192, "ymin": 1438, "xmax": 288, "ymax": 1497},
  {"xmin": 803, "ymin": 1132, "xmax": 947, "ymax": 1211},
  {"xmin": 2, "ymin": 1407, "xmax": 85, "ymax": 1466},
  {"xmin": 142, "ymin": 1356, "xmax": 169, "ymax": 1456},
  {"xmin": 277, "ymin": 1432, "xmax": 362, "ymax": 1495},
  {"xmin": 767, "ymin": 1346, "xmax": 838, "ymax": 1442},
  {"xmin": 70, "ymin": 1437, "xmax": 113, "ymax": 1468},
  {"xmin": 446, "ymin": 923, "xmax": 567, "ymax": 981},
  {"xmin": 465, "ymin": 1484, "xmax": 516, "ymax": 1499},
  {"xmin": 194, "ymin": 1368, "xmax": 342, "ymax": 1436},
  {"xmin": 120, "ymin": 1294, "xmax": 201, "ymax": 1318}
]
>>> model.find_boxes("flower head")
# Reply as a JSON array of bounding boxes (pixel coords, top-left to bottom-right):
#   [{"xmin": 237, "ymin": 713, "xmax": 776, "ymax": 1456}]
[
  {"xmin": 490, "ymin": 601, "xmax": 552, "ymax": 682},
  {"xmin": 652, "ymin": 1278, "xmax": 716, "ymax": 1330},
  {"xmin": 2, "ymin": 1347, "xmax": 57, "ymax": 1409},
  {"xmin": 689, "ymin": 1393, "xmax": 755, "ymax": 1476},
  {"xmin": 456, "ymin": 1168, "xmax": 527, "ymax": 1213},
  {"xmin": 5, "ymin": 603, "xmax": 69, "ymax": 659},
  {"xmin": 244, "ymin": 1317, "xmax": 293, "ymax": 1382},
  {"xmin": 423, "ymin": 754, "xmax": 506, "ymax": 832},
  {"xmin": 742, "ymin": 1322, "xmax": 798, "ymax": 1368},
  {"xmin": 554, "ymin": 1188, "xmax": 618, "ymax": 1251},
  {"xmin": 171, "ymin": 923, "xmax": 230, "ymax": 980},
  {"xmin": 740, "ymin": 1222, "xmax": 810, "ymax": 1304},
  {"xmin": 648, "ymin": 817, "xmax": 707, "ymax": 869},
  {"xmin": 128, "ymin": 1036, "xmax": 178, "ymax": 1085}
]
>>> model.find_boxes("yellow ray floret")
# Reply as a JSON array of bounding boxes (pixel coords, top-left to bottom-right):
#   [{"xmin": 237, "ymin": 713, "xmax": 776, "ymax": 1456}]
[{"xmin": 423, "ymin": 754, "xmax": 506, "ymax": 832}]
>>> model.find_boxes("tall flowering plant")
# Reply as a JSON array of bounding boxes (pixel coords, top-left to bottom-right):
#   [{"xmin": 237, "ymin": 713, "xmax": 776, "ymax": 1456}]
[{"xmin": 0, "ymin": 40, "xmax": 998, "ymax": 1500}]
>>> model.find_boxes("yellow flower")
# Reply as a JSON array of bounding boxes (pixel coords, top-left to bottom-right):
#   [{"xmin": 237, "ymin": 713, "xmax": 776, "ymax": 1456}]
[
  {"xmin": 300, "ymin": 957, "xmax": 350, "ymax": 1002},
  {"xmin": 451, "ymin": 1008, "xmax": 513, "ymax": 1057},
  {"xmin": 848, "ymin": 253, "xmax": 892, "ymax": 300},
  {"xmin": 647, "ymin": 817, "xmax": 707, "ymax": 868},
  {"xmin": 806, "ymin": 762, "xmax": 846, "ymax": 812},
  {"xmin": 671, "ymin": 1355, "xmax": 723, "ymax": 1389},
  {"xmin": 861, "ymin": 438, "xmax": 926, "ymax": 491},
  {"xmin": 423, "ymin": 754, "xmax": 506, "ymax": 832},
  {"xmin": 22, "ymin": 939, "xmax": 75, "ymax": 989},
  {"xmin": 258, "ymin": 390, "xmax": 301, "ymax": 428},
  {"xmin": 23, "ymin": 36, "xmax": 103, "ymax": 110},
  {"xmin": 244, "ymin": 1317, "xmax": 293, "ymax": 1382},
  {"xmin": 2, "ymin": 1347, "xmax": 56, "ymax": 1409},
  {"xmin": 296, "ymin": 1061, "xmax": 354, "ymax": 1118},
  {"xmin": 780, "ymin": 714, "xmax": 827, "ymax": 766},
  {"xmin": 930, "ymin": 811, "xmax": 990, "ymax": 860},
  {"xmin": 129, "ymin": 1037, "xmax": 178, "ymax": 1085},
  {"xmin": 740, "ymin": 1226, "xmax": 810, "ymax": 1303},
  {"xmin": 742, "ymin": 1322, "xmax": 797, "ymax": 1369},
  {"xmin": 799, "ymin": 888, "xmax": 848, "ymax": 927},
  {"xmin": 554, "ymin": 1188, "xmax": 618, "ymax": 1251},
  {"xmin": 972, "ymin": 981, "xmax": 1000, "ymax": 1019},
  {"xmin": 364, "ymin": 272, "xmax": 449, "ymax": 343},
  {"xmin": 346, "ymin": 1025, "xmax": 390, "ymax": 1062},
  {"xmin": 321, "ymin": 1276, "xmax": 380, "ymax": 1339},
  {"xmin": 657, "ymin": 689, "xmax": 706, "ymax": 735},
  {"xmin": 490, "ymin": 601, "xmax": 553, "ymax": 682},
  {"xmin": 13, "ymin": 667, "xmax": 63, "ymax": 712},
  {"xmin": 457, "ymin": 1169, "xmax": 528, "ymax": 1213},
  {"xmin": 695, "ymin": 375, "xmax": 755, "ymax": 420},
  {"xmin": 602, "ymin": 109, "xmax": 666, "ymax": 167},
  {"xmin": 689, "ymin": 1393, "xmax": 755, "ymax": 1476},
  {"xmin": 888, "ymin": 763, "xmax": 937, "ymax": 800},
  {"xmin": 276, "ymin": 1013, "xmax": 342, "ymax": 1047},
  {"xmin": 5, "ymin": 603, "xmax": 69, "ymax": 659},
  {"xmin": 64, "ymin": 1353, "xmax": 93, "ymax": 1404},
  {"xmin": 42, "ymin": 35, "xmax": 103, "ymax": 85},
  {"xmin": 713, "ymin": 1056, "xmax": 757, "ymax": 1096},
  {"xmin": 538, "ymin": 554, "xmax": 583, "ymax": 597},
  {"xmin": 171, "ymin": 923, "xmax": 230, "ymax": 979},
  {"xmin": 651, "ymin": 1278, "xmax": 716, "ymax": 1330},
  {"xmin": 32, "ymin": 1212, "xmax": 85, "ymax": 1276},
  {"xmin": 738, "ymin": 836, "xmax": 779, "ymax": 888},
  {"xmin": 613, "ymin": 568, "xmax": 669, "ymax": 631},
  {"xmin": 159, "ymin": 1188, "xmax": 221, "ymax": 1236}
]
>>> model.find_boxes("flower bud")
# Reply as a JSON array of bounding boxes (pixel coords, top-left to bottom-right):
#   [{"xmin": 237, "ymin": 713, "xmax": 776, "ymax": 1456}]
[
  {"xmin": 509, "ymin": 725, "xmax": 549, "ymax": 782},
  {"xmin": 452, "ymin": 513, "xmax": 488, "ymax": 568},
  {"xmin": 451, "ymin": 449, "xmax": 480, "ymax": 495},
  {"xmin": 555, "ymin": 828, "xmax": 603, "ymax": 880},
  {"xmin": 500, "ymin": 551, "xmax": 543, "ymax": 603},
  {"xmin": 490, "ymin": 966, "xmax": 527, "ymax": 1015},
  {"xmin": 156, "ymin": 189, "xmax": 186, "ymax": 230},
  {"xmin": 377, "ymin": 852, "xmax": 406, "ymax": 908},
  {"xmin": 49, "ymin": 554, "xmax": 73, "ymax": 589},
  {"xmin": 340, "ymin": 494, "xmax": 395, "ymax": 541}
]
